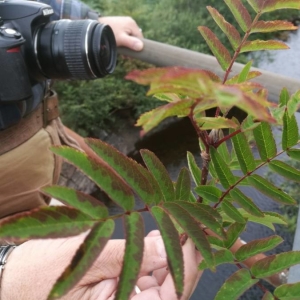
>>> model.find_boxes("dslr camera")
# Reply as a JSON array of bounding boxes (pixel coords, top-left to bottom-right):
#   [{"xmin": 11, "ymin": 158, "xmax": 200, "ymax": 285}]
[{"xmin": 0, "ymin": 0, "xmax": 117, "ymax": 103}]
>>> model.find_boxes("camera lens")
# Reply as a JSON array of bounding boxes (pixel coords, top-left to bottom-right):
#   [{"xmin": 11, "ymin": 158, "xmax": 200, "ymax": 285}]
[{"xmin": 35, "ymin": 19, "xmax": 117, "ymax": 80}]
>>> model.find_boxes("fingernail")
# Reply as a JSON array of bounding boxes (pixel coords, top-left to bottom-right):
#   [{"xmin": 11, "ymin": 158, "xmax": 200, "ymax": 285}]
[
  {"xmin": 156, "ymin": 238, "xmax": 167, "ymax": 259},
  {"xmin": 133, "ymin": 41, "xmax": 143, "ymax": 51}
]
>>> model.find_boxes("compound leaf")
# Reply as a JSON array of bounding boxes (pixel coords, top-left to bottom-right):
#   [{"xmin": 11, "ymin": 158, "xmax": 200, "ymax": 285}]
[
  {"xmin": 198, "ymin": 26, "xmax": 232, "ymax": 71},
  {"xmin": 269, "ymin": 160, "xmax": 300, "ymax": 182},
  {"xmin": 207, "ymin": 6, "xmax": 241, "ymax": 50},
  {"xmin": 0, "ymin": 206, "xmax": 95, "ymax": 243},
  {"xmin": 248, "ymin": 174, "xmax": 296, "ymax": 205},
  {"xmin": 240, "ymin": 40, "xmax": 289, "ymax": 53},
  {"xmin": 253, "ymin": 122, "xmax": 277, "ymax": 161},
  {"xmin": 224, "ymin": 0, "xmax": 252, "ymax": 32},
  {"xmin": 51, "ymin": 146, "xmax": 134, "ymax": 211},
  {"xmin": 48, "ymin": 220, "xmax": 114, "ymax": 300},
  {"xmin": 115, "ymin": 213, "xmax": 144, "ymax": 300},
  {"xmin": 235, "ymin": 235, "xmax": 283, "ymax": 262},
  {"xmin": 42, "ymin": 186, "xmax": 108, "ymax": 219},
  {"xmin": 175, "ymin": 168, "xmax": 191, "ymax": 201},
  {"xmin": 215, "ymin": 269, "xmax": 258, "ymax": 300},
  {"xmin": 141, "ymin": 150, "xmax": 175, "ymax": 202},
  {"xmin": 251, "ymin": 251, "xmax": 300, "ymax": 278},
  {"xmin": 274, "ymin": 282, "xmax": 300, "ymax": 300},
  {"xmin": 151, "ymin": 206, "xmax": 184, "ymax": 297},
  {"xmin": 162, "ymin": 202, "xmax": 214, "ymax": 268}
]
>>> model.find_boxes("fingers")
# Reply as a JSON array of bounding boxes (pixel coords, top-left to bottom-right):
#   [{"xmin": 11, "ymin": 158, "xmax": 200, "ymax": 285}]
[
  {"xmin": 98, "ymin": 16, "xmax": 144, "ymax": 51},
  {"xmin": 82, "ymin": 233, "xmax": 168, "ymax": 285}
]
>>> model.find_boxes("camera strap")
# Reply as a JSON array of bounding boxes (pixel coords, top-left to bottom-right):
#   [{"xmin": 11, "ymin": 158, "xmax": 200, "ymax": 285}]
[{"xmin": 0, "ymin": 91, "xmax": 59, "ymax": 155}]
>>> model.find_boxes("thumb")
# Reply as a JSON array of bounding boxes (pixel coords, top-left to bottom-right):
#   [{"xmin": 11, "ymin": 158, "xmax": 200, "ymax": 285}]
[{"xmin": 118, "ymin": 34, "xmax": 144, "ymax": 51}]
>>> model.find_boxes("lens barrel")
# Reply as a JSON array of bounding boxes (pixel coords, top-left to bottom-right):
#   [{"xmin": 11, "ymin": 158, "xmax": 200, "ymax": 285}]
[{"xmin": 35, "ymin": 19, "xmax": 117, "ymax": 80}]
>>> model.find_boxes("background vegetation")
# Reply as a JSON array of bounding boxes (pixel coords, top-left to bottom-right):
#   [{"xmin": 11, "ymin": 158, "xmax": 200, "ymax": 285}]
[{"xmin": 54, "ymin": 0, "xmax": 300, "ymax": 136}]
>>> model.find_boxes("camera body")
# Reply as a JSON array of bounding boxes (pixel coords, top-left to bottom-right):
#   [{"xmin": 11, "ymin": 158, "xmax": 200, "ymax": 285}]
[{"xmin": 0, "ymin": 0, "xmax": 117, "ymax": 103}]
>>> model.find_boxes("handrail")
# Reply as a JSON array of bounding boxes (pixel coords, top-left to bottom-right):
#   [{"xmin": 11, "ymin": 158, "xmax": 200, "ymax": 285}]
[{"xmin": 118, "ymin": 39, "xmax": 300, "ymax": 103}]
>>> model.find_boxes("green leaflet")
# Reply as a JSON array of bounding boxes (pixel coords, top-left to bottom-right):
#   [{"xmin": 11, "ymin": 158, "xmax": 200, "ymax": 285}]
[
  {"xmin": 251, "ymin": 251, "xmax": 300, "ymax": 278},
  {"xmin": 251, "ymin": 20, "xmax": 298, "ymax": 33},
  {"xmin": 240, "ymin": 40, "xmax": 289, "ymax": 53},
  {"xmin": 262, "ymin": 1, "xmax": 300, "ymax": 13},
  {"xmin": 210, "ymin": 146, "xmax": 236, "ymax": 189},
  {"xmin": 282, "ymin": 110, "xmax": 299, "ymax": 150},
  {"xmin": 51, "ymin": 146, "xmax": 134, "ymax": 211},
  {"xmin": 230, "ymin": 189, "xmax": 263, "ymax": 217},
  {"xmin": 199, "ymin": 249, "xmax": 234, "ymax": 270},
  {"xmin": 214, "ymin": 269, "xmax": 258, "ymax": 300},
  {"xmin": 253, "ymin": 122, "xmax": 277, "ymax": 161},
  {"xmin": 248, "ymin": 174, "xmax": 296, "ymax": 205},
  {"xmin": 262, "ymin": 291, "xmax": 275, "ymax": 300},
  {"xmin": 224, "ymin": 222, "xmax": 246, "ymax": 249},
  {"xmin": 217, "ymin": 131, "xmax": 231, "ymax": 163},
  {"xmin": 187, "ymin": 151, "xmax": 202, "ymax": 186},
  {"xmin": 194, "ymin": 185, "xmax": 222, "ymax": 203},
  {"xmin": 231, "ymin": 130, "xmax": 256, "ymax": 174},
  {"xmin": 207, "ymin": 6, "xmax": 241, "ymax": 50},
  {"xmin": 196, "ymin": 116, "xmax": 238, "ymax": 130},
  {"xmin": 269, "ymin": 160, "xmax": 300, "ymax": 182},
  {"xmin": 115, "ymin": 213, "xmax": 144, "ymax": 300},
  {"xmin": 42, "ymin": 186, "xmax": 109, "ymax": 219},
  {"xmin": 174, "ymin": 201, "xmax": 225, "ymax": 238},
  {"xmin": 208, "ymin": 236, "xmax": 225, "ymax": 250},
  {"xmin": 224, "ymin": 0, "xmax": 252, "ymax": 32},
  {"xmin": 280, "ymin": 87, "xmax": 290, "ymax": 106},
  {"xmin": 246, "ymin": 0, "xmax": 259, "ymax": 12},
  {"xmin": 235, "ymin": 235, "xmax": 283, "ymax": 262},
  {"xmin": 0, "ymin": 206, "xmax": 95, "ymax": 243},
  {"xmin": 198, "ymin": 26, "xmax": 231, "ymax": 71},
  {"xmin": 221, "ymin": 200, "xmax": 246, "ymax": 224},
  {"xmin": 287, "ymin": 91, "xmax": 300, "ymax": 116},
  {"xmin": 274, "ymin": 282, "xmax": 300, "ymax": 300},
  {"xmin": 175, "ymin": 168, "xmax": 191, "ymax": 201},
  {"xmin": 287, "ymin": 149, "xmax": 300, "ymax": 161},
  {"xmin": 48, "ymin": 220, "xmax": 114, "ymax": 299},
  {"xmin": 237, "ymin": 61, "xmax": 252, "ymax": 83},
  {"xmin": 239, "ymin": 210, "xmax": 287, "ymax": 231},
  {"xmin": 151, "ymin": 206, "xmax": 184, "ymax": 297},
  {"xmin": 162, "ymin": 202, "xmax": 214, "ymax": 269},
  {"xmin": 226, "ymin": 71, "xmax": 262, "ymax": 85},
  {"xmin": 85, "ymin": 139, "xmax": 159, "ymax": 205},
  {"xmin": 136, "ymin": 99, "xmax": 193, "ymax": 133},
  {"xmin": 141, "ymin": 149, "xmax": 175, "ymax": 202}
]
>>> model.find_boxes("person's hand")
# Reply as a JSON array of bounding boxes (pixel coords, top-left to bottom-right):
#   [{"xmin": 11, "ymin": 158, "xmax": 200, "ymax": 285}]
[
  {"xmin": 0, "ymin": 230, "xmax": 202, "ymax": 300},
  {"xmin": 99, "ymin": 16, "xmax": 144, "ymax": 51}
]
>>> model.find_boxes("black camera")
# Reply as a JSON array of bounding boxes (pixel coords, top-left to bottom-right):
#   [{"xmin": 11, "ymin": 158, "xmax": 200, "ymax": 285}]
[{"xmin": 0, "ymin": 0, "xmax": 117, "ymax": 102}]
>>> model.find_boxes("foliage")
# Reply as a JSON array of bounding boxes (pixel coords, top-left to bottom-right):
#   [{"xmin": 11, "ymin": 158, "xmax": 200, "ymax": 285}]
[
  {"xmin": 59, "ymin": 0, "xmax": 300, "ymax": 135},
  {"xmin": 1, "ymin": 1, "xmax": 300, "ymax": 299}
]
